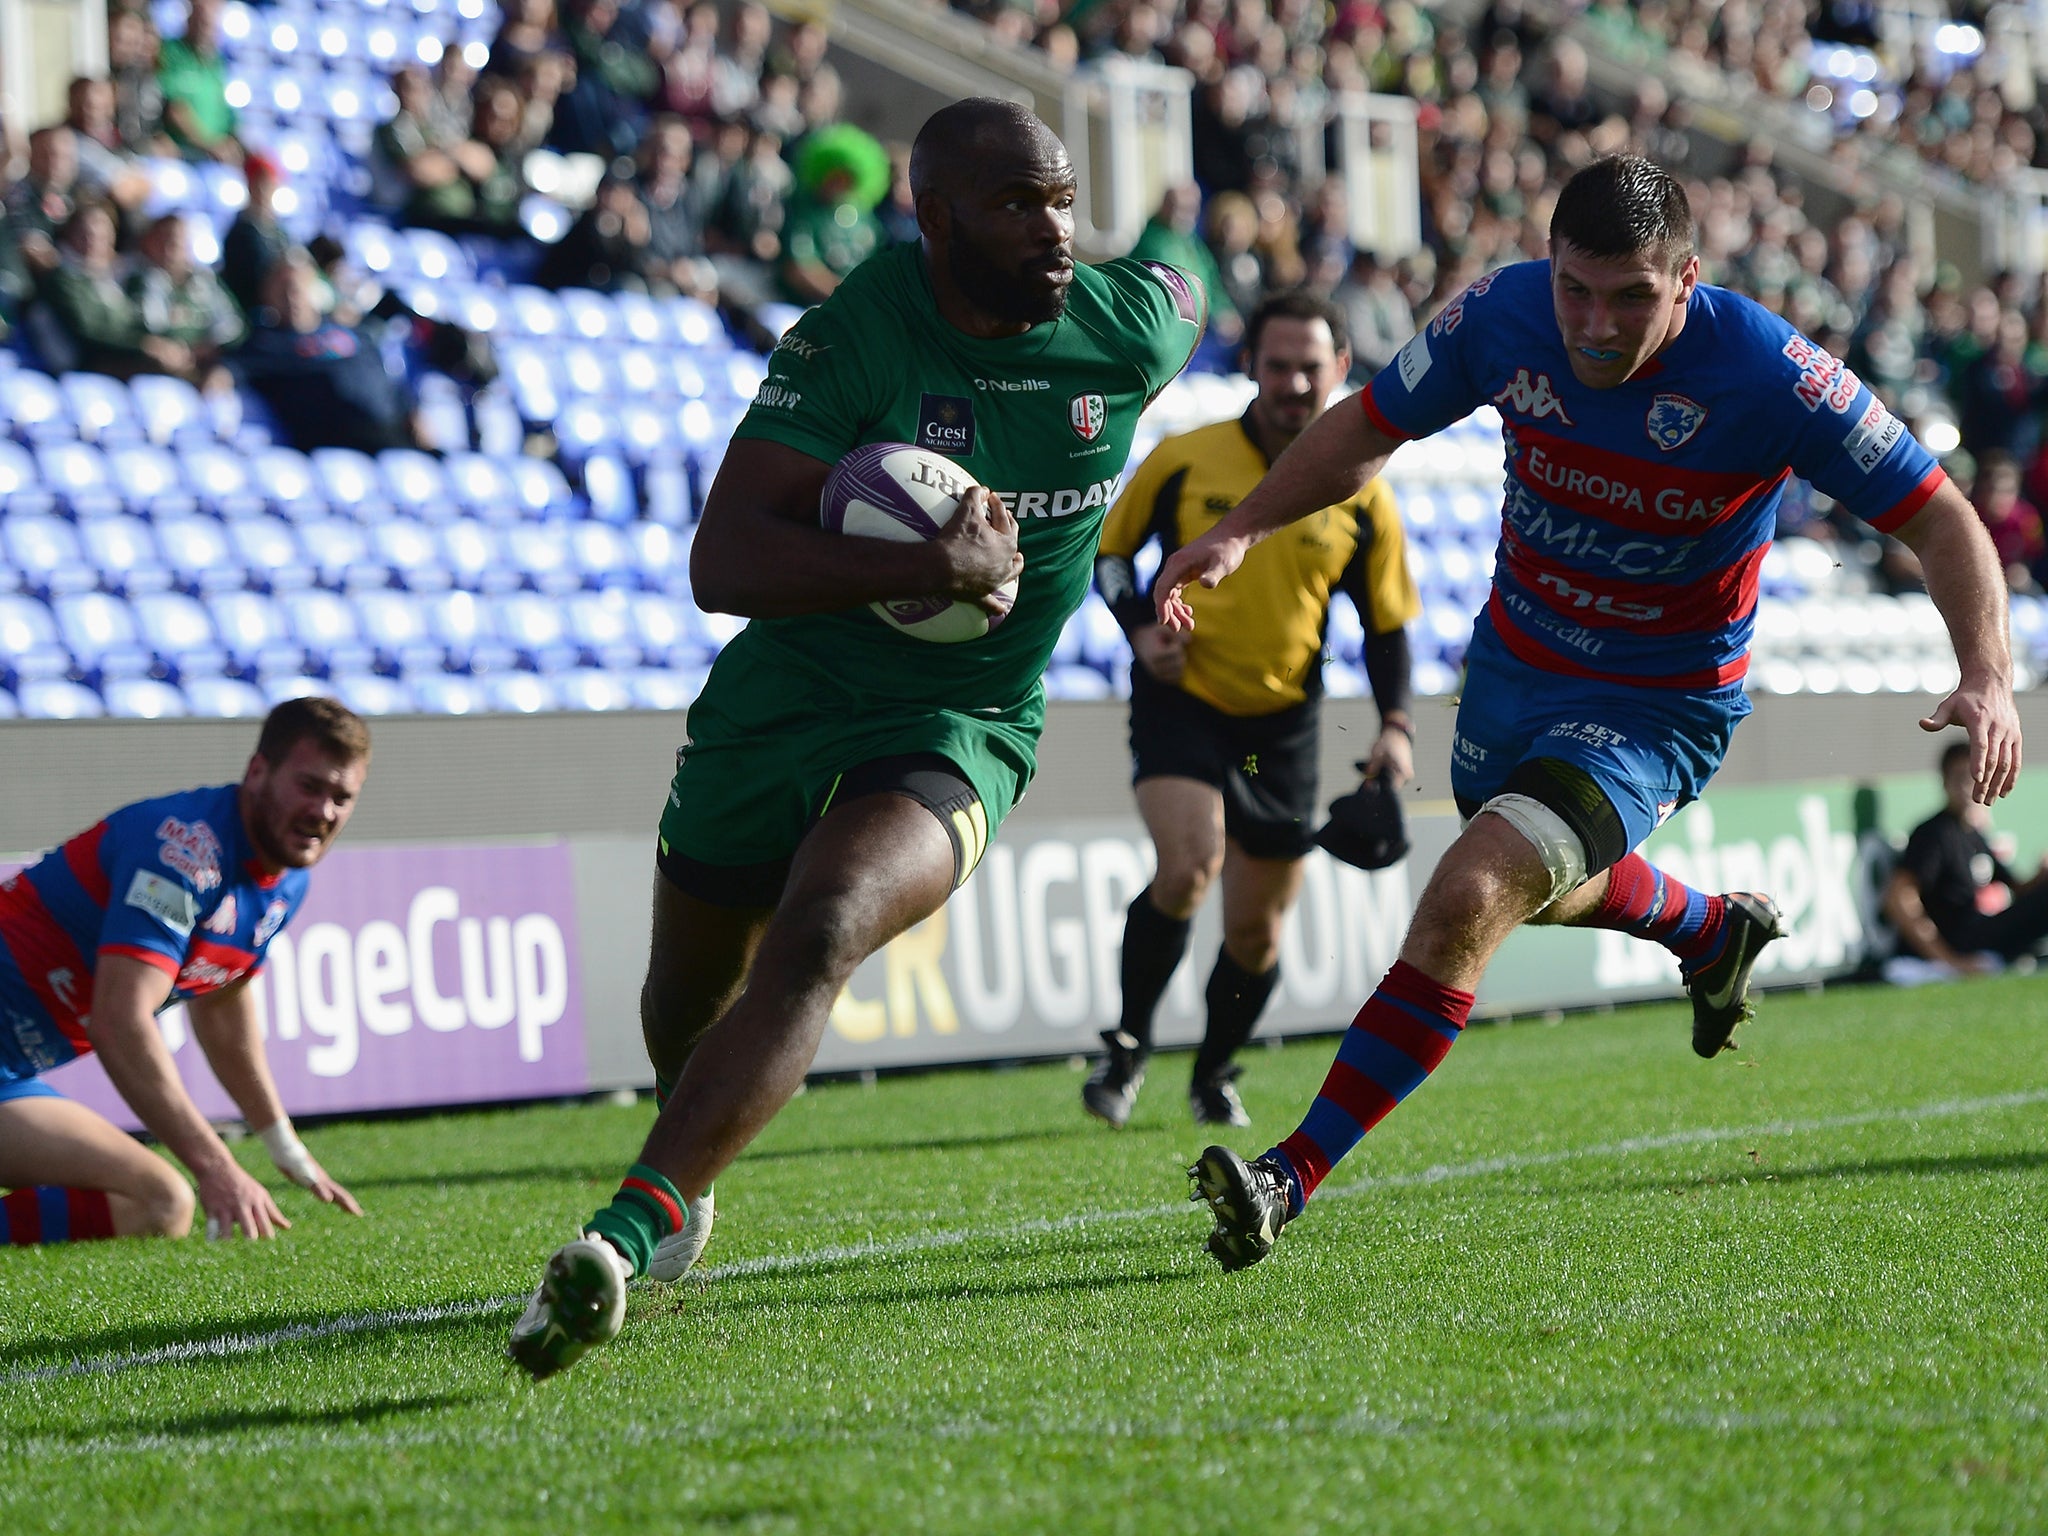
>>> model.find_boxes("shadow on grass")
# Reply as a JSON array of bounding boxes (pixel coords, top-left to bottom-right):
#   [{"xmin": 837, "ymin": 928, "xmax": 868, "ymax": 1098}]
[
  {"xmin": 40, "ymin": 1390, "xmax": 483, "ymax": 1445},
  {"xmin": 743, "ymin": 1122, "xmax": 1100, "ymax": 1164},
  {"xmin": 0, "ymin": 1296, "xmax": 511, "ymax": 1378},
  {"xmin": 680, "ymin": 1246, "xmax": 1195, "ymax": 1318}
]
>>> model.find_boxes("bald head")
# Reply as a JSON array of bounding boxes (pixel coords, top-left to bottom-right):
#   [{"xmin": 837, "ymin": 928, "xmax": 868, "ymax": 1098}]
[{"xmin": 909, "ymin": 97, "xmax": 1068, "ymax": 200}]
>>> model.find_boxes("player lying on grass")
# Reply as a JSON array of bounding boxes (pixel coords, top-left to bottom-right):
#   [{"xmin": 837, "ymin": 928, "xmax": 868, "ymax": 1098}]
[
  {"xmin": 0, "ymin": 698, "xmax": 367, "ymax": 1244},
  {"xmin": 508, "ymin": 97, "xmax": 1205, "ymax": 1378},
  {"xmin": 1161, "ymin": 155, "xmax": 2022, "ymax": 1270}
]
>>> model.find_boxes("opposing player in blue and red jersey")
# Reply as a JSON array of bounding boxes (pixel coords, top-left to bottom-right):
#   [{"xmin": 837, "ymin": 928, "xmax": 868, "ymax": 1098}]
[
  {"xmin": 1158, "ymin": 156, "xmax": 2023, "ymax": 1270},
  {"xmin": 0, "ymin": 698, "xmax": 369, "ymax": 1246}
]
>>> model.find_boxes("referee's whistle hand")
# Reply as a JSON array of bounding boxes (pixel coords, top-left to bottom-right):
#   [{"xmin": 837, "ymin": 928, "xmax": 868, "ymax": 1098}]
[{"xmin": 1132, "ymin": 624, "xmax": 1187, "ymax": 684}]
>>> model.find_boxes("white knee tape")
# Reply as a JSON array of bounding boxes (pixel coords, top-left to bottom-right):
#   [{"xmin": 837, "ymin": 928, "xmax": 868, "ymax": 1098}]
[{"xmin": 1482, "ymin": 793, "xmax": 1588, "ymax": 905}]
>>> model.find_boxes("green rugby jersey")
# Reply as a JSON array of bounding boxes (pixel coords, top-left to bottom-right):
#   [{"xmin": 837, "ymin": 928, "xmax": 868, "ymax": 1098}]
[{"xmin": 726, "ymin": 242, "xmax": 1202, "ymax": 714}]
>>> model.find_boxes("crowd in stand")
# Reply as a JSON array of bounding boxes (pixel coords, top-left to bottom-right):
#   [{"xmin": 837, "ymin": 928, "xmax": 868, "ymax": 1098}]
[{"xmin": 2, "ymin": 0, "xmax": 2048, "ymax": 598}]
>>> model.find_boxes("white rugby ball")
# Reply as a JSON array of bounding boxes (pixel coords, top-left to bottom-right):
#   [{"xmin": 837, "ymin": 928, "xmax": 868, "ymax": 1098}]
[{"xmin": 819, "ymin": 441, "xmax": 1017, "ymax": 644}]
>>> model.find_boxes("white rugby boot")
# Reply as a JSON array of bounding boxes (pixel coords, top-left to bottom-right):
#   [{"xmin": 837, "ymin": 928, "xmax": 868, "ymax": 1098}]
[
  {"xmin": 507, "ymin": 1233, "xmax": 631, "ymax": 1380},
  {"xmin": 647, "ymin": 1188, "xmax": 715, "ymax": 1282}
]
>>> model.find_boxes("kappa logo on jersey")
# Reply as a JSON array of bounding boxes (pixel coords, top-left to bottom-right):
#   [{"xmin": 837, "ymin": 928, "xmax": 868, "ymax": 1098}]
[
  {"xmin": 203, "ymin": 893, "xmax": 238, "ymax": 935},
  {"xmin": 155, "ymin": 817, "xmax": 221, "ymax": 891},
  {"xmin": 1069, "ymin": 393, "xmax": 1107, "ymax": 442},
  {"xmin": 916, "ymin": 393, "xmax": 976, "ymax": 457},
  {"xmin": 1492, "ymin": 369, "xmax": 1575, "ymax": 426},
  {"xmin": 1842, "ymin": 396, "xmax": 1907, "ymax": 473},
  {"xmin": 1645, "ymin": 394, "xmax": 1708, "ymax": 452},
  {"xmin": 254, "ymin": 897, "xmax": 291, "ymax": 947}
]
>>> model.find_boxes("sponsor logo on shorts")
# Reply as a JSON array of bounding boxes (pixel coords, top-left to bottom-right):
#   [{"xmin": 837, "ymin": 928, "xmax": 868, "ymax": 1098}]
[
  {"xmin": 1645, "ymin": 393, "xmax": 1707, "ymax": 451},
  {"xmin": 126, "ymin": 869, "xmax": 199, "ymax": 934},
  {"xmin": 917, "ymin": 393, "xmax": 977, "ymax": 457},
  {"xmin": 1069, "ymin": 393, "xmax": 1107, "ymax": 443},
  {"xmin": 1544, "ymin": 720, "xmax": 1629, "ymax": 749}
]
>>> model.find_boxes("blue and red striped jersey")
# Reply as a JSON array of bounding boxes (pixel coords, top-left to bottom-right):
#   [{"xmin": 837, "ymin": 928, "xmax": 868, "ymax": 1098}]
[
  {"xmin": 1362, "ymin": 261, "xmax": 1945, "ymax": 688},
  {"xmin": 0, "ymin": 783, "xmax": 307, "ymax": 1074}
]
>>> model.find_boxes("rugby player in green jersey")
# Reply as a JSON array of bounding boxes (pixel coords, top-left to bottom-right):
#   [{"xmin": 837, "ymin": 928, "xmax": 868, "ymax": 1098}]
[{"xmin": 511, "ymin": 97, "xmax": 1204, "ymax": 1378}]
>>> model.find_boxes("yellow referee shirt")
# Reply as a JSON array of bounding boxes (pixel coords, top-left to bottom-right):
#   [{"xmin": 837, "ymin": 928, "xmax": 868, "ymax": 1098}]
[{"xmin": 1098, "ymin": 411, "xmax": 1420, "ymax": 716}]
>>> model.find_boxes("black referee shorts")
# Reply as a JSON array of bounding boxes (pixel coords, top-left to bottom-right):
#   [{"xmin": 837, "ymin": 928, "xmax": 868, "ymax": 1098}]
[{"xmin": 1128, "ymin": 666, "xmax": 1321, "ymax": 861}]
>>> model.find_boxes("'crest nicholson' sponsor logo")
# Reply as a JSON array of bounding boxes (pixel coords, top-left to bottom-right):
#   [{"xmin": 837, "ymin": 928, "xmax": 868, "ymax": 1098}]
[{"xmin": 1492, "ymin": 369, "xmax": 1575, "ymax": 425}]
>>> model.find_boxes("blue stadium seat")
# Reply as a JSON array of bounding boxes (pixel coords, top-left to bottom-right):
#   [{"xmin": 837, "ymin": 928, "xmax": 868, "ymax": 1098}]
[
  {"xmin": 408, "ymin": 671, "xmax": 487, "ymax": 715},
  {"xmin": 355, "ymin": 590, "xmax": 437, "ymax": 666},
  {"xmin": 156, "ymin": 516, "xmax": 243, "ymax": 591},
  {"xmin": 494, "ymin": 591, "xmax": 569, "ymax": 655},
  {"xmin": 614, "ymin": 347, "xmax": 664, "ymax": 398},
  {"xmin": 671, "ymin": 296, "xmax": 729, "ymax": 351},
  {"xmin": 505, "ymin": 523, "xmax": 576, "ymax": 593},
  {"xmin": 378, "ymin": 448, "xmax": 452, "ymax": 518},
  {"xmin": 80, "ymin": 515, "xmax": 171, "ymax": 595},
  {"xmin": 261, "ymin": 675, "xmax": 334, "ymax": 706},
  {"xmin": 665, "ymin": 353, "xmax": 707, "ymax": 399},
  {"xmin": 505, "ymin": 286, "xmax": 566, "ymax": 339},
  {"xmin": 250, "ymin": 448, "xmax": 329, "ymax": 519},
  {"xmin": 109, "ymin": 445, "xmax": 197, "ymax": 517},
  {"xmin": 0, "ymin": 439, "xmax": 41, "ymax": 497},
  {"xmin": 721, "ymin": 355, "xmax": 767, "ymax": 407},
  {"xmin": 412, "ymin": 374, "xmax": 470, "ymax": 454},
  {"xmin": 626, "ymin": 667, "xmax": 700, "ymax": 711},
  {"xmin": 405, "ymin": 227, "xmax": 471, "ymax": 282},
  {"xmin": 438, "ymin": 519, "xmax": 516, "ymax": 590},
  {"xmin": 310, "ymin": 447, "xmax": 396, "ymax": 519},
  {"xmin": 0, "ymin": 686, "xmax": 15, "ymax": 718},
  {"xmin": 505, "ymin": 456, "xmax": 573, "ymax": 517},
  {"xmin": 555, "ymin": 345, "xmax": 610, "ymax": 398},
  {"xmin": 645, "ymin": 457, "xmax": 694, "ymax": 525},
  {"xmin": 61, "ymin": 374, "xmax": 144, "ymax": 447},
  {"xmin": 580, "ymin": 452, "xmax": 636, "ymax": 523},
  {"xmin": 17, "ymin": 678, "xmax": 106, "ymax": 718},
  {"xmin": 0, "ymin": 593, "xmax": 71, "ymax": 679},
  {"xmin": 444, "ymin": 453, "xmax": 518, "ymax": 518},
  {"xmin": 555, "ymin": 667, "xmax": 632, "ymax": 710},
  {"xmin": 143, "ymin": 158, "xmax": 203, "ymax": 218},
  {"xmin": 346, "ymin": 221, "xmax": 412, "ymax": 280},
  {"xmin": 627, "ymin": 592, "xmax": 699, "ymax": 661},
  {"xmin": 227, "ymin": 516, "xmax": 316, "ymax": 591},
  {"xmin": 503, "ymin": 345, "xmax": 560, "ymax": 425},
  {"xmin": 562, "ymin": 590, "xmax": 637, "ymax": 667},
  {"xmin": 207, "ymin": 589, "xmax": 294, "ymax": 664},
  {"xmin": 610, "ymin": 291, "xmax": 670, "ymax": 348},
  {"xmin": 333, "ymin": 672, "xmax": 416, "ymax": 715},
  {"xmin": 130, "ymin": 374, "xmax": 209, "ymax": 445},
  {"xmin": 422, "ymin": 587, "xmax": 498, "ymax": 654},
  {"xmin": 133, "ymin": 590, "xmax": 224, "ymax": 671},
  {"xmin": 178, "ymin": 442, "xmax": 258, "ymax": 512},
  {"xmin": 626, "ymin": 522, "xmax": 688, "ymax": 585},
  {"xmin": 0, "ymin": 369, "xmax": 73, "ymax": 443},
  {"xmin": 368, "ymin": 518, "xmax": 451, "ymax": 589},
  {"xmin": 35, "ymin": 442, "xmax": 122, "ymax": 517},
  {"xmin": 482, "ymin": 672, "xmax": 559, "ymax": 713},
  {"xmin": 557, "ymin": 289, "xmax": 617, "ymax": 343},
  {"xmin": 104, "ymin": 676, "xmax": 191, "ymax": 718},
  {"xmin": 182, "ymin": 674, "xmax": 270, "ymax": 718},
  {"xmin": 568, "ymin": 520, "xmax": 633, "ymax": 586},
  {"xmin": 296, "ymin": 517, "xmax": 372, "ymax": 583},
  {"xmin": 285, "ymin": 588, "xmax": 374, "ymax": 669},
  {"xmin": 2, "ymin": 514, "xmax": 96, "ymax": 596}
]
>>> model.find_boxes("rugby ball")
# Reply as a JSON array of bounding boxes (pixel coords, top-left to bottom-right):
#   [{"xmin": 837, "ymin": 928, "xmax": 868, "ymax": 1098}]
[{"xmin": 820, "ymin": 442, "xmax": 1017, "ymax": 643}]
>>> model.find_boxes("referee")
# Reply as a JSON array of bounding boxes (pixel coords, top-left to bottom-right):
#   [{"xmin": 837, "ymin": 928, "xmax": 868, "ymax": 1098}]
[{"xmin": 1087, "ymin": 290, "xmax": 1419, "ymax": 1128}]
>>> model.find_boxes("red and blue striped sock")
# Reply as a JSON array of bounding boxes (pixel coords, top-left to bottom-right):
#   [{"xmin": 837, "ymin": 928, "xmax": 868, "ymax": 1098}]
[
  {"xmin": 585, "ymin": 1161, "xmax": 685, "ymax": 1278},
  {"xmin": 0, "ymin": 1186, "xmax": 115, "ymax": 1244},
  {"xmin": 1590, "ymin": 854, "xmax": 1727, "ymax": 974},
  {"xmin": 1271, "ymin": 961, "xmax": 1475, "ymax": 1212}
]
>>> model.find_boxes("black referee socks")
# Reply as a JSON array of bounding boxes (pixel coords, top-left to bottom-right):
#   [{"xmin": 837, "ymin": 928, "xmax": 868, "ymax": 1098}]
[
  {"xmin": 1194, "ymin": 949, "xmax": 1281, "ymax": 1082},
  {"xmin": 1118, "ymin": 890, "xmax": 1193, "ymax": 1050}
]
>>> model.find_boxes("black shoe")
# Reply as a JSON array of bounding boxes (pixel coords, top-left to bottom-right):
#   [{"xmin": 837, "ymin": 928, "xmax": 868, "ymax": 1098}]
[
  {"xmin": 1189, "ymin": 1065, "xmax": 1251, "ymax": 1127},
  {"xmin": 1187, "ymin": 1144, "xmax": 1293, "ymax": 1271},
  {"xmin": 1685, "ymin": 892, "xmax": 1786, "ymax": 1058},
  {"xmin": 1081, "ymin": 1030, "xmax": 1148, "ymax": 1128}
]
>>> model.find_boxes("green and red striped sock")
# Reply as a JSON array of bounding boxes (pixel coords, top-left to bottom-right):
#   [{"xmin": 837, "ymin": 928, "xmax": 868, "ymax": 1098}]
[{"xmin": 584, "ymin": 1162, "xmax": 685, "ymax": 1278}]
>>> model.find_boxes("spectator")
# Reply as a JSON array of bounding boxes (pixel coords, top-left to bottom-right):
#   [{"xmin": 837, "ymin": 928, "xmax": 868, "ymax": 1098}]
[
  {"xmin": 711, "ymin": 2, "xmax": 773, "ymax": 123},
  {"xmin": 777, "ymin": 123, "xmax": 887, "ymax": 303},
  {"xmin": 33, "ymin": 201, "xmax": 195, "ymax": 378},
  {"xmin": 5, "ymin": 127, "xmax": 80, "ymax": 248},
  {"xmin": 484, "ymin": 0, "xmax": 570, "ymax": 83},
  {"xmin": 551, "ymin": 0, "xmax": 661, "ymax": 156},
  {"xmin": 397, "ymin": 77, "xmax": 527, "ymax": 237},
  {"xmin": 659, "ymin": 1, "xmax": 721, "ymax": 128},
  {"xmin": 64, "ymin": 77, "xmax": 151, "ymax": 219},
  {"xmin": 234, "ymin": 255, "xmax": 419, "ymax": 453},
  {"xmin": 536, "ymin": 173, "xmax": 652, "ymax": 291},
  {"xmin": 108, "ymin": 8, "xmax": 172, "ymax": 155},
  {"xmin": 1956, "ymin": 309, "xmax": 2048, "ymax": 462},
  {"xmin": 373, "ymin": 64, "xmax": 502, "ymax": 224},
  {"xmin": 1206, "ymin": 190, "xmax": 1264, "ymax": 321},
  {"xmin": 1883, "ymin": 742, "xmax": 2048, "ymax": 974},
  {"xmin": 704, "ymin": 125, "xmax": 790, "ymax": 303},
  {"xmin": 220, "ymin": 152, "xmax": 293, "ymax": 316},
  {"xmin": 1131, "ymin": 184, "xmax": 1238, "ymax": 341},
  {"xmin": 1969, "ymin": 452, "xmax": 2046, "ymax": 594},
  {"xmin": 157, "ymin": 0, "xmax": 242, "ymax": 163},
  {"xmin": 128, "ymin": 211, "xmax": 244, "ymax": 389},
  {"xmin": 632, "ymin": 115, "xmax": 717, "ymax": 298},
  {"xmin": 1332, "ymin": 248, "xmax": 1416, "ymax": 376}
]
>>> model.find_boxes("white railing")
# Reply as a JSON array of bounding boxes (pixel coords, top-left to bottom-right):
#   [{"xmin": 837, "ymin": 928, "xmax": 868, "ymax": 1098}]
[{"xmin": 1062, "ymin": 58, "xmax": 1194, "ymax": 257}]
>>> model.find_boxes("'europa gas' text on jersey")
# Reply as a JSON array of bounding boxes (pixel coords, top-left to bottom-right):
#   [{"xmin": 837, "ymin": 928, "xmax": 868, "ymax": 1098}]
[
  {"xmin": 732, "ymin": 243, "xmax": 1201, "ymax": 714},
  {"xmin": 1363, "ymin": 262, "xmax": 1944, "ymax": 689}
]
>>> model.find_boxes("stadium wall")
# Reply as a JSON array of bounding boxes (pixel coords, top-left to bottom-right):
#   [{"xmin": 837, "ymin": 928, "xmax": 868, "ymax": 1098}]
[{"xmin": 6, "ymin": 691, "xmax": 2045, "ymax": 1122}]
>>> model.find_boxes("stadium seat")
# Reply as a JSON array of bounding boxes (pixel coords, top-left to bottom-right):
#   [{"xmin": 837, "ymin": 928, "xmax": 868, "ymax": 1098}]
[
  {"xmin": 438, "ymin": 519, "xmax": 515, "ymax": 591},
  {"xmin": 182, "ymin": 674, "xmax": 270, "ymax": 717},
  {"xmin": 644, "ymin": 457, "xmax": 694, "ymax": 526},
  {"xmin": 366, "ymin": 517, "xmax": 451, "ymax": 590},
  {"xmin": 580, "ymin": 452, "xmax": 636, "ymax": 523},
  {"xmin": 557, "ymin": 289, "xmax": 618, "ymax": 343},
  {"xmin": 567, "ymin": 520, "xmax": 633, "ymax": 586},
  {"xmin": 626, "ymin": 667, "xmax": 700, "ymax": 711},
  {"xmin": 0, "ymin": 370, "xmax": 72, "ymax": 443},
  {"xmin": 562, "ymin": 589, "xmax": 636, "ymax": 667},
  {"xmin": 35, "ymin": 443, "xmax": 122, "ymax": 518},
  {"xmin": 2, "ymin": 514, "xmax": 96, "ymax": 597},
  {"xmin": 310, "ymin": 447, "xmax": 396, "ymax": 517},
  {"xmin": 250, "ymin": 448, "xmax": 329, "ymax": 519},
  {"xmin": 355, "ymin": 589, "xmax": 436, "ymax": 662},
  {"xmin": 129, "ymin": 374, "xmax": 209, "ymax": 445},
  {"xmin": 109, "ymin": 445, "xmax": 196, "ymax": 517},
  {"xmin": 61, "ymin": 374, "xmax": 143, "ymax": 447},
  {"xmin": 132, "ymin": 589, "xmax": 224, "ymax": 669},
  {"xmin": 504, "ymin": 286, "xmax": 565, "ymax": 339},
  {"xmin": 557, "ymin": 345, "xmax": 610, "ymax": 397},
  {"xmin": 482, "ymin": 672, "xmax": 559, "ymax": 713},
  {"xmin": 0, "ymin": 686, "xmax": 16, "ymax": 718},
  {"xmin": 104, "ymin": 676, "xmax": 191, "ymax": 718},
  {"xmin": 421, "ymin": 587, "xmax": 497, "ymax": 652},
  {"xmin": 0, "ymin": 593, "xmax": 71, "ymax": 680},
  {"xmin": 333, "ymin": 672, "xmax": 416, "ymax": 715},
  {"xmin": 156, "ymin": 515, "xmax": 250, "ymax": 592},
  {"xmin": 444, "ymin": 453, "xmax": 518, "ymax": 518},
  {"xmin": 505, "ymin": 456, "xmax": 574, "ymax": 518},
  {"xmin": 554, "ymin": 667, "xmax": 632, "ymax": 710},
  {"xmin": 505, "ymin": 524, "xmax": 576, "ymax": 593},
  {"xmin": 614, "ymin": 347, "xmax": 664, "ymax": 398},
  {"xmin": 494, "ymin": 591, "xmax": 569, "ymax": 654},
  {"xmin": 79, "ymin": 515, "xmax": 171, "ymax": 595},
  {"xmin": 0, "ymin": 439, "xmax": 40, "ymax": 496},
  {"xmin": 17, "ymin": 678, "xmax": 106, "ymax": 718},
  {"xmin": 1044, "ymin": 664, "xmax": 1112, "ymax": 701},
  {"xmin": 407, "ymin": 671, "xmax": 488, "ymax": 715},
  {"xmin": 207, "ymin": 589, "xmax": 294, "ymax": 662}
]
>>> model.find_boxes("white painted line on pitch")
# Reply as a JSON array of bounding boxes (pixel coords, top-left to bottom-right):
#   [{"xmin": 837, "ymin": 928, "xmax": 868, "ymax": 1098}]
[{"xmin": 5, "ymin": 1084, "xmax": 2042, "ymax": 1388}]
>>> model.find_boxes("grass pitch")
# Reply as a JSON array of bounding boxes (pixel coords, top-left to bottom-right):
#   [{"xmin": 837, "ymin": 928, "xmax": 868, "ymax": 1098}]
[{"xmin": 3, "ymin": 978, "xmax": 2046, "ymax": 1535}]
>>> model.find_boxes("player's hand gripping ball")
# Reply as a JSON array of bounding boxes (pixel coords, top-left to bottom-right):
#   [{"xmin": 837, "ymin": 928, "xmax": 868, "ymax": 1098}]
[{"xmin": 820, "ymin": 442, "xmax": 1018, "ymax": 643}]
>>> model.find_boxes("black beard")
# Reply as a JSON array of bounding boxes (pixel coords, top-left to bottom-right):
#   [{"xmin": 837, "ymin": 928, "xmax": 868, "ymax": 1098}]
[{"xmin": 948, "ymin": 226, "xmax": 1067, "ymax": 326}]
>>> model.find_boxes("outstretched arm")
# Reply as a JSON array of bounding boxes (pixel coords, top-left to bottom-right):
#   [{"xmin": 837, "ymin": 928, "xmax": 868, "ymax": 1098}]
[
  {"xmin": 86, "ymin": 955, "xmax": 291, "ymax": 1239},
  {"xmin": 188, "ymin": 979, "xmax": 362, "ymax": 1216},
  {"xmin": 1892, "ymin": 482, "xmax": 2022, "ymax": 803},
  {"xmin": 691, "ymin": 438, "xmax": 1022, "ymax": 618},
  {"xmin": 1154, "ymin": 402, "xmax": 1407, "ymax": 629}
]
